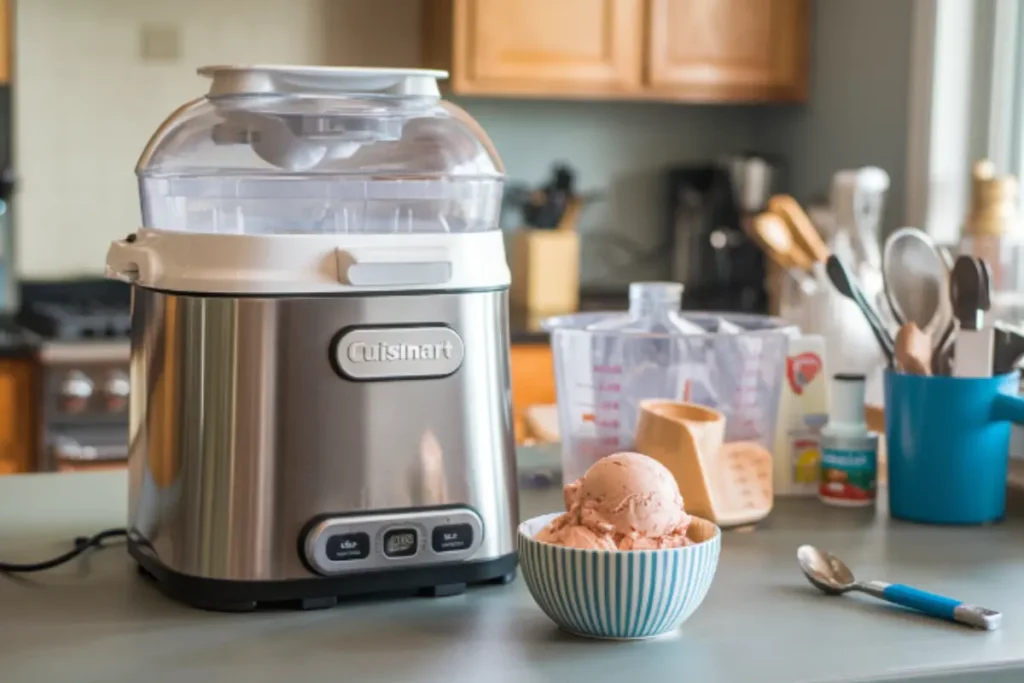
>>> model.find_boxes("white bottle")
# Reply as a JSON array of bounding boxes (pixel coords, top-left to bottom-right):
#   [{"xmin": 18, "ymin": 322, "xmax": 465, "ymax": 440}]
[{"xmin": 818, "ymin": 373, "xmax": 879, "ymax": 507}]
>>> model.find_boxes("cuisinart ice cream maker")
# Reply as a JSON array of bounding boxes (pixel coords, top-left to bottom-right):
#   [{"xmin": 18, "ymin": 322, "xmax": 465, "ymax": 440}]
[{"xmin": 105, "ymin": 65, "xmax": 519, "ymax": 611}]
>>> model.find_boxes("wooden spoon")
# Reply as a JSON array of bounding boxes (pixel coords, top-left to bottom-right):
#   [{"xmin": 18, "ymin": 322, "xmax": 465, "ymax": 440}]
[
  {"xmin": 750, "ymin": 212, "xmax": 814, "ymax": 272},
  {"xmin": 768, "ymin": 194, "xmax": 831, "ymax": 263},
  {"xmin": 895, "ymin": 321, "xmax": 933, "ymax": 375}
]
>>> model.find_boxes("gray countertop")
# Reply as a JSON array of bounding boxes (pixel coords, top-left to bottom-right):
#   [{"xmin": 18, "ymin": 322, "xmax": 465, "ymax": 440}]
[{"xmin": 3, "ymin": 448, "xmax": 1024, "ymax": 683}]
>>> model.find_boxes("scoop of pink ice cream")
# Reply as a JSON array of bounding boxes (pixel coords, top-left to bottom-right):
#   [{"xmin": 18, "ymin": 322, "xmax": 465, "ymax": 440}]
[
  {"xmin": 617, "ymin": 531, "xmax": 690, "ymax": 550},
  {"xmin": 571, "ymin": 452, "xmax": 690, "ymax": 539},
  {"xmin": 535, "ymin": 522, "xmax": 617, "ymax": 550},
  {"xmin": 536, "ymin": 452, "xmax": 692, "ymax": 550}
]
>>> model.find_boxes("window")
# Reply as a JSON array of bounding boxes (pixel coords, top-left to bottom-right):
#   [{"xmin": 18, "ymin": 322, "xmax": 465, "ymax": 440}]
[{"xmin": 904, "ymin": 0, "xmax": 1020, "ymax": 246}]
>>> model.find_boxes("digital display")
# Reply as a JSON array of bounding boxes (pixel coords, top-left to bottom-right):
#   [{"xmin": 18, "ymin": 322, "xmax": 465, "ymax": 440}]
[{"xmin": 383, "ymin": 528, "xmax": 418, "ymax": 558}]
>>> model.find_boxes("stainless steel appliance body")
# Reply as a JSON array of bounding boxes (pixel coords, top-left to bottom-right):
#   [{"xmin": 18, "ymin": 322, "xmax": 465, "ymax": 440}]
[
  {"xmin": 112, "ymin": 64, "xmax": 517, "ymax": 610},
  {"xmin": 127, "ymin": 286, "xmax": 518, "ymax": 610}
]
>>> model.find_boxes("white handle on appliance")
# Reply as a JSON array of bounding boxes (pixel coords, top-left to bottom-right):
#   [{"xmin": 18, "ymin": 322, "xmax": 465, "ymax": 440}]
[
  {"xmin": 105, "ymin": 239, "xmax": 160, "ymax": 284},
  {"xmin": 335, "ymin": 247, "xmax": 453, "ymax": 287}
]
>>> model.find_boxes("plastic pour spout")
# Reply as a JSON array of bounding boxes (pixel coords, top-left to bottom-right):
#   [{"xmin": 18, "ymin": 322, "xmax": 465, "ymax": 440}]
[{"xmin": 586, "ymin": 282, "xmax": 705, "ymax": 334}]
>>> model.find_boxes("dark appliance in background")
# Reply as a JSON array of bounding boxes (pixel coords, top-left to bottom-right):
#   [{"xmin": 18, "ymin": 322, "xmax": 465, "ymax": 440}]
[
  {"xmin": 0, "ymin": 79, "xmax": 15, "ymax": 313},
  {"xmin": 0, "ymin": 167, "xmax": 15, "ymax": 311},
  {"xmin": 17, "ymin": 280, "xmax": 131, "ymax": 472},
  {"xmin": 667, "ymin": 154, "xmax": 785, "ymax": 313}
]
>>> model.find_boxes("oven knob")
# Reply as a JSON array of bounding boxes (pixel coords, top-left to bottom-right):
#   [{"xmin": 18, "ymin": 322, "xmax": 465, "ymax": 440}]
[
  {"xmin": 102, "ymin": 371, "xmax": 130, "ymax": 411},
  {"xmin": 61, "ymin": 371, "xmax": 93, "ymax": 413}
]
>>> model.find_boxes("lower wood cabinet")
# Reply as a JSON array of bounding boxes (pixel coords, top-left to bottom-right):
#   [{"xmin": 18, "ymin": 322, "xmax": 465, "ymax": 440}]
[
  {"xmin": 0, "ymin": 357, "xmax": 37, "ymax": 474},
  {"xmin": 510, "ymin": 344, "xmax": 556, "ymax": 443}
]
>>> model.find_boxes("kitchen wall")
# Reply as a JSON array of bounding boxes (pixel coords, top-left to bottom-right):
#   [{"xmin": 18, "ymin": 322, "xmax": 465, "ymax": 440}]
[
  {"xmin": 14, "ymin": 0, "xmax": 758, "ymax": 285},
  {"xmin": 15, "ymin": 0, "xmax": 914, "ymax": 287},
  {"xmin": 14, "ymin": 0, "xmax": 422, "ymax": 279},
  {"xmin": 755, "ymin": 0, "xmax": 914, "ymax": 235}
]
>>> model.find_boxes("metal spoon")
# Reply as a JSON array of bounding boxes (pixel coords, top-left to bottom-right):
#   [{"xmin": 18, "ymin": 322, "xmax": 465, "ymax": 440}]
[
  {"xmin": 797, "ymin": 545, "xmax": 1001, "ymax": 630},
  {"xmin": 950, "ymin": 255, "xmax": 994, "ymax": 378},
  {"xmin": 931, "ymin": 321, "xmax": 956, "ymax": 375},
  {"xmin": 993, "ymin": 321, "xmax": 1024, "ymax": 375},
  {"xmin": 882, "ymin": 227, "xmax": 947, "ymax": 333},
  {"xmin": 825, "ymin": 254, "xmax": 895, "ymax": 366}
]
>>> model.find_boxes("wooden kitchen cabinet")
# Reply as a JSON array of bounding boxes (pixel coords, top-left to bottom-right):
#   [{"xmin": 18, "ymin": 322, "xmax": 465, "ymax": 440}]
[
  {"xmin": 425, "ymin": 0, "xmax": 643, "ymax": 97},
  {"xmin": 0, "ymin": 0, "xmax": 10, "ymax": 84},
  {"xmin": 645, "ymin": 0, "xmax": 810, "ymax": 101},
  {"xmin": 0, "ymin": 358, "xmax": 37, "ymax": 475},
  {"xmin": 422, "ymin": 0, "xmax": 809, "ymax": 103}
]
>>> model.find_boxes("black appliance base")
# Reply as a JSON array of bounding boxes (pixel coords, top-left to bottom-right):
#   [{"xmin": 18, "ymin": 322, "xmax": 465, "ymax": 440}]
[{"xmin": 130, "ymin": 541, "xmax": 518, "ymax": 612}]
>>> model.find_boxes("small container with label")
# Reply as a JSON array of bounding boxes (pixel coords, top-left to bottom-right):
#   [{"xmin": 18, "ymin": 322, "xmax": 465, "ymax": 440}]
[
  {"xmin": 819, "ymin": 373, "xmax": 878, "ymax": 507},
  {"xmin": 773, "ymin": 334, "xmax": 830, "ymax": 496},
  {"xmin": 790, "ymin": 413, "xmax": 828, "ymax": 487}
]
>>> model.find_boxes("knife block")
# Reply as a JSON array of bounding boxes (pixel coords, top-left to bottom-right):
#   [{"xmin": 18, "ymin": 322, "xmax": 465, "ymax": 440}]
[{"xmin": 510, "ymin": 226, "xmax": 580, "ymax": 316}]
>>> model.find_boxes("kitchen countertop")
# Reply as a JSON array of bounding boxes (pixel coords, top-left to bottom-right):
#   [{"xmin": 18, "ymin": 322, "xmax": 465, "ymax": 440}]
[{"xmin": 3, "ymin": 447, "xmax": 1024, "ymax": 683}]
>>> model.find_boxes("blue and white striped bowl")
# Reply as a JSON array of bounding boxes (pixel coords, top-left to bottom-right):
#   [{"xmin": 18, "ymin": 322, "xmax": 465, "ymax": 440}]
[{"xmin": 518, "ymin": 513, "xmax": 721, "ymax": 640}]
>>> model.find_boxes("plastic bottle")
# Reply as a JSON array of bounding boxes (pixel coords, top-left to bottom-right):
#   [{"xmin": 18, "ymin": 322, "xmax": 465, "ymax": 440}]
[
  {"xmin": 818, "ymin": 373, "xmax": 878, "ymax": 507},
  {"xmin": 585, "ymin": 282, "xmax": 704, "ymax": 334}
]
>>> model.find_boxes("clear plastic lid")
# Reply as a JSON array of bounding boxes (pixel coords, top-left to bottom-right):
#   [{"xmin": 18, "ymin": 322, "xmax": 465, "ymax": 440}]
[{"xmin": 136, "ymin": 66, "xmax": 505, "ymax": 235}]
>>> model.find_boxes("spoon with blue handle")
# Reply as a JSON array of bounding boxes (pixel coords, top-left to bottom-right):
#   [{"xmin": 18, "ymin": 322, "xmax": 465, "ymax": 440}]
[{"xmin": 797, "ymin": 545, "xmax": 1001, "ymax": 630}]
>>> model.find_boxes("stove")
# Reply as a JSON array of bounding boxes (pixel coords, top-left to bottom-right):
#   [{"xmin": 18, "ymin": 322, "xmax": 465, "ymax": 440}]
[{"xmin": 18, "ymin": 280, "xmax": 131, "ymax": 472}]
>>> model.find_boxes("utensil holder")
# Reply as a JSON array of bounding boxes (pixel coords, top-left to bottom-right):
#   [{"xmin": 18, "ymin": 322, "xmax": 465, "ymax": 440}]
[{"xmin": 885, "ymin": 370, "xmax": 1024, "ymax": 524}]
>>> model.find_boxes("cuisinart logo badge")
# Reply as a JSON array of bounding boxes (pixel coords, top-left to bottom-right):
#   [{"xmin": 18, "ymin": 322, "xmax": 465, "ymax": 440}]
[{"xmin": 334, "ymin": 326, "xmax": 465, "ymax": 380}]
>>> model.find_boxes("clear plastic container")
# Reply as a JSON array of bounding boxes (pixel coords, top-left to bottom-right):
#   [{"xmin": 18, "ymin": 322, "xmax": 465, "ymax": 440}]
[
  {"xmin": 136, "ymin": 66, "xmax": 504, "ymax": 235},
  {"xmin": 543, "ymin": 282, "xmax": 796, "ymax": 484}
]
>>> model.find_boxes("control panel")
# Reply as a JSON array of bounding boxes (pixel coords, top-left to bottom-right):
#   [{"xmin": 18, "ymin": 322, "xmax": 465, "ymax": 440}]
[{"xmin": 302, "ymin": 507, "xmax": 483, "ymax": 575}]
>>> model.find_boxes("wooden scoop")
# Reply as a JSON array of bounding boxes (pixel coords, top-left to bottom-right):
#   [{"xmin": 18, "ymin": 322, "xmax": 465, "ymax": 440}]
[
  {"xmin": 895, "ymin": 322, "xmax": 932, "ymax": 375},
  {"xmin": 635, "ymin": 400, "xmax": 773, "ymax": 528},
  {"xmin": 768, "ymin": 194, "xmax": 831, "ymax": 264},
  {"xmin": 750, "ymin": 212, "xmax": 814, "ymax": 273}
]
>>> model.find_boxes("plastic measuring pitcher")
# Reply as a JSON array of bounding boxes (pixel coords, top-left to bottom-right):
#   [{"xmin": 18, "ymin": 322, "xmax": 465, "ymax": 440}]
[{"xmin": 543, "ymin": 282, "xmax": 795, "ymax": 484}]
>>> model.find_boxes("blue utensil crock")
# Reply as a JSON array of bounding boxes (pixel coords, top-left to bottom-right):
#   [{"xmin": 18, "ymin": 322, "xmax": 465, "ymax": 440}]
[{"xmin": 884, "ymin": 370, "xmax": 1024, "ymax": 524}]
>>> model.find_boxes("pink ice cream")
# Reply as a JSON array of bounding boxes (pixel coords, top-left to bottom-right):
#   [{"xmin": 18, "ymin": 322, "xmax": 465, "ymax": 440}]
[{"xmin": 536, "ymin": 452, "xmax": 692, "ymax": 550}]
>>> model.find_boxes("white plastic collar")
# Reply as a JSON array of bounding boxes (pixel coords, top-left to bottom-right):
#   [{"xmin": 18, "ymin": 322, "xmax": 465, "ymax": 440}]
[
  {"xmin": 198, "ymin": 65, "xmax": 447, "ymax": 99},
  {"xmin": 105, "ymin": 228, "xmax": 510, "ymax": 295}
]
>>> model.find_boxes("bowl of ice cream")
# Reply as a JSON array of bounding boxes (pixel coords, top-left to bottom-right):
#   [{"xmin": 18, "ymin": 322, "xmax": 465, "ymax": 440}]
[{"xmin": 518, "ymin": 452, "xmax": 721, "ymax": 640}]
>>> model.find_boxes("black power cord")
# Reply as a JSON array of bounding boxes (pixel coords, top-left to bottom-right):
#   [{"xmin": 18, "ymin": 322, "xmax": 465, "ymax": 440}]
[{"xmin": 0, "ymin": 527, "xmax": 128, "ymax": 574}]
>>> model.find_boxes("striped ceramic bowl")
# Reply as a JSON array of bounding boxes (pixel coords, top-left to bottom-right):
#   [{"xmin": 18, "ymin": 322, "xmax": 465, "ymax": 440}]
[{"xmin": 517, "ymin": 513, "xmax": 721, "ymax": 639}]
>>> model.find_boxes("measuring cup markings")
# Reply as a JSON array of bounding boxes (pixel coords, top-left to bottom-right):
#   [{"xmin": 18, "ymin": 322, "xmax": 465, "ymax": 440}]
[{"xmin": 592, "ymin": 346, "xmax": 627, "ymax": 450}]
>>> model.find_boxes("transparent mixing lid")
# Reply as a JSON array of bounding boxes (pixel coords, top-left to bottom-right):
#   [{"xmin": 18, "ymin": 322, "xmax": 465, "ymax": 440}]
[
  {"xmin": 136, "ymin": 65, "xmax": 506, "ymax": 235},
  {"xmin": 138, "ymin": 65, "xmax": 504, "ymax": 178}
]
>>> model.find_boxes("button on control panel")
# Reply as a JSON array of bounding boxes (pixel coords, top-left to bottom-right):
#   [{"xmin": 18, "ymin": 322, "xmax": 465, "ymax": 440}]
[
  {"xmin": 303, "ymin": 508, "xmax": 483, "ymax": 575},
  {"xmin": 325, "ymin": 532, "xmax": 370, "ymax": 561},
  {"xmin": 432, "ymin": 523, "xmax": 473, "ymax": 553}
]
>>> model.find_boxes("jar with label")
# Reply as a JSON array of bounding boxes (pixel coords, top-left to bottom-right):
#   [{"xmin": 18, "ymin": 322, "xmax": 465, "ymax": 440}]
[
  {"xmin": 790, "ymin": 413, "xmax": 827, "ymax": 487},
  {"xmin": 819, "ymin": 373, "xmax": 878, "ymax": 507}
]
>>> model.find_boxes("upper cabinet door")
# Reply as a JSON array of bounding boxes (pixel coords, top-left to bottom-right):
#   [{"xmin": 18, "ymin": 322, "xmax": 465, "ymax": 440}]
[
  {"xmin": 0, "ymin": 0, "xmax": 10, "ymax": 84},
  {"xmin": 449, "ymin": 0, "xmax": 643, "ymax": 97},
  {"xmin": 645, "ymin": 0, "xmax": 810, "ymax": 102}
]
